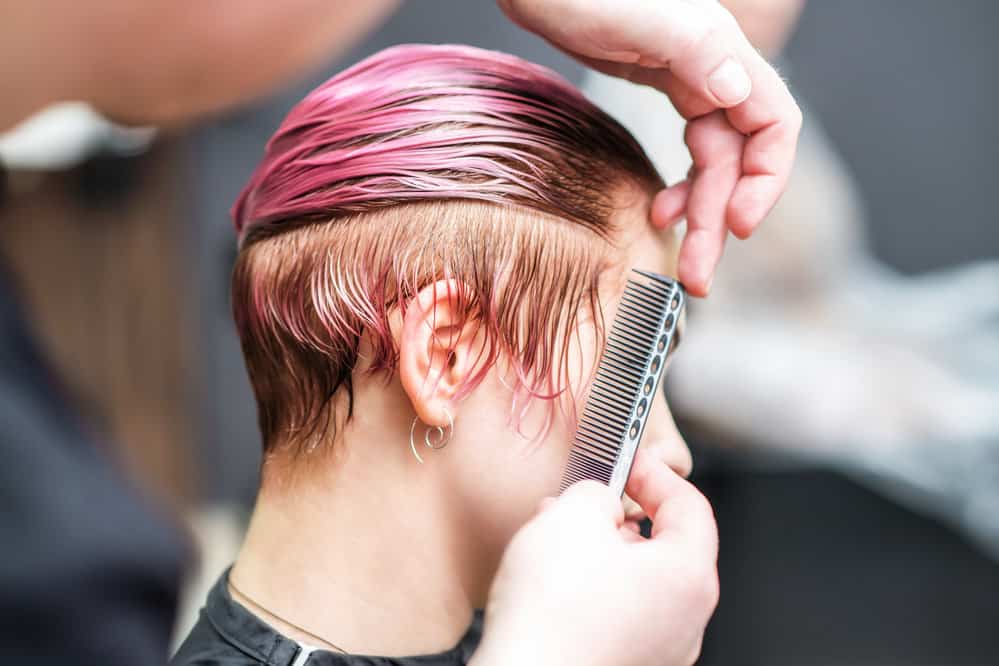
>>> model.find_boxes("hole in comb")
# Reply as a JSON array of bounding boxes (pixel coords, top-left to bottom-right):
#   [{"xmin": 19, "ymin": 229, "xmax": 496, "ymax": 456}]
[
  {"xmin": 637, "ymin": 399, "xmax": 648, "ymax": 417},
  {"xmin": 671, "ymin": 295, "xmax": 680, "ymax": 311},
  {"xmin": 650, "ymin": 356, "xmax": 661, "ymax": 374},
  {"xmin": 657, "ymin": 335, "xmax": 667, "ymax": 352},
  {"xmin": 643, "ymin": 378, "xmax": 654, "ymax": 395},
  {"xmin": 630, "ymin": 420, "xmax": 640, "ymax": 439},
  {"xmin": 664, "ymin": 313, "xmax": 674, "ymax": 331}
]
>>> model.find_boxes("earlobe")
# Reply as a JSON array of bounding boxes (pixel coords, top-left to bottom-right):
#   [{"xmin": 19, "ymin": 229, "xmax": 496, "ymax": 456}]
[{"xmin": 398, "ymin": 279, "xmax": 476, "ymax": 427}]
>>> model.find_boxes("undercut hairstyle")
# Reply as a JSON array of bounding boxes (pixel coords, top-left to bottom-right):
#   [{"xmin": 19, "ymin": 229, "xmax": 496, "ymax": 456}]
[{"xmin": 232, "ymin": 44, "xmax": 663, "ymax": 456}]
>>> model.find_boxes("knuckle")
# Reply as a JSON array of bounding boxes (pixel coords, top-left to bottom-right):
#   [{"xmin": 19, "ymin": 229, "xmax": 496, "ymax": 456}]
[
  {"xmin": 498, "ymin": 0, "xmax": 527, "ymax": 19},
  {"xmin": 507, "ymin": 520, "xmax": 540, "ymax": 552},
  {"xmin": 701, "ymin": 569, "xmax": 721, "ymax": 610},
  {"xmin": 791, "ymin": 102, "xmax": 805, "ymax": 131},
  {"xmin": 712, "ymin": 4, "xmax": 742, "ymax": 32},
  {"xmin": 671, "ymin": 556, "xmax": 711, "ymax": 596},
  {"xmin": 560, "ymin": 480, "xmax": 617, "ymax": 515},
  {"xmin": 684, "ymin": 485, "xmax": 717, "ymax": 525},
  {"xmin": 564, "ymin": 479, "xmax": 606, "ymax": 500},
  {"xmin": 681, "ymin": 3, "xmax": 741, "ymax": 61},
  {"xmin": 693, "ymin": 20, "xmax": 724, "ymax": 60},
  {"xmin": 673, "ymin": 12, "xmax": 718, "ymax": 62},
  {"xmin": 681, "ymin": 560, "xmax": 719, "ymax": 611},
  {"xmin": 683, "ymin": 117, "xmax": 706, "ymax": 144},
  {"xmin": 685, "ymin": 637, "xmax": 705, "ymax": 666},
  {"xmin": 495, "ymin": 0, "xmax": 513, "ymax": 20},
  {"xmin": 684, "ymin": 120, "xmax": 714, "ymax": 162},
  {"xmin": 684, "ymin": 113, "xmax": 742, "ymax": 164}
]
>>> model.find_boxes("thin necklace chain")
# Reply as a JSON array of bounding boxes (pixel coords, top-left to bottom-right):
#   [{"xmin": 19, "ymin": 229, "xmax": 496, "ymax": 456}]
[{"xmin": 228, "ymin": 578, "xmax": 348, "ymax": 654}]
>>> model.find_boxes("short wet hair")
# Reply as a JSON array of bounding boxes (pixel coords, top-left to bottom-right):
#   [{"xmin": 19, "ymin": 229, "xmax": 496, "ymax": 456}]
[{"xmin": 231, "ymin": 44, "xmax": 663, "ymax": 455}]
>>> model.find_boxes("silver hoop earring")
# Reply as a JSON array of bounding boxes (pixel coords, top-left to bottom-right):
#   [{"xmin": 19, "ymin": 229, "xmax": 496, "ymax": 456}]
[{"xmin": 409, "ymin": 407, "xmax": 454, "ymax": 464}]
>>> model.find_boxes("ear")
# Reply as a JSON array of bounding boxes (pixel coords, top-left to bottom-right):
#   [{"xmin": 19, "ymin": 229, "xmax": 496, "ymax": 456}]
[{"xmin": 399, "ymin": 279, "xmax": 480, "ymax": 427}]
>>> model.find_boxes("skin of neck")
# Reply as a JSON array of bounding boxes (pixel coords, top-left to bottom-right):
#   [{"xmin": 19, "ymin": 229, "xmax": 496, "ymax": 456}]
[{"xmin": 231, "ymin": 373, "xmax": 500, "ymax": 657}]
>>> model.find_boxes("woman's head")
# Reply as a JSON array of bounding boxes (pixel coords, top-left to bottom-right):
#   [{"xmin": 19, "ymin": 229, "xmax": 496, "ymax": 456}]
[{"xmin": 231, "ymin": 44, "xmax": 690, "ymax": 548}]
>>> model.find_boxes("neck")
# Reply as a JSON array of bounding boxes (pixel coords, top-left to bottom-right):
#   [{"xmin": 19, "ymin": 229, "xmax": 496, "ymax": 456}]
[{"xmin": 232, "ymin": 412, "xmax": 483, "ymax": 656}]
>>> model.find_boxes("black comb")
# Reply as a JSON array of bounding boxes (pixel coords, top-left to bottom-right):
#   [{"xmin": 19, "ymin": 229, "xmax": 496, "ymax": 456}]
[{"xmin": 560, "ymin": 270, "xmax": 685, "ymax": 497}]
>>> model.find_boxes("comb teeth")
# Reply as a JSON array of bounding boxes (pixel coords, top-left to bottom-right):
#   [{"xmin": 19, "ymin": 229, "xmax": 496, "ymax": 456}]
[{"xmin": 560, "ymin": 270, "xmax": 685, "ymax": 497}]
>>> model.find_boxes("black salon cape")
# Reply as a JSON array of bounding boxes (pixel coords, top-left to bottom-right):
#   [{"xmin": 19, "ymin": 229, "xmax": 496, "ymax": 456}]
[
  {"xmin": 172, "ymin": 572, "xmax": 483, "ymax": 666},
  {"xmin": 0, "ymin": 271, "xmax": 185, "ymax": 664}
]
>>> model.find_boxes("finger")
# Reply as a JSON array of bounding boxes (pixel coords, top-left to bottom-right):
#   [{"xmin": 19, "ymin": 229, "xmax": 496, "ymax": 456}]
[
  {"xmin": 651, "ymin": 180, "xmax": 690, "ymax": 229},
  {"xmin": 622, "ymin": 496, "xmax": 647, "ymax": 526},
  {"xmin": 625, "ymin": 448, "xmax": 717, "ymax": 556},
  {"xmin": 721, "ymin": 47, "xmax": 802, "ymax": 236},
  {"xmin": 622, "ymin": 491, "xmax": 642, "ymax": 516},
  {"xmin": 678, "ymin": 110, "xmax": 745, "ymax": 295},
  {"xmin": 535, "ymin": 496, "xmax": 557, "ymax": 516},
  {"xmin": 643, "ymin": 439, "xmax": 694, "ymax": 480},
  {"xmin": 620, "ymin": 523, "xmax": 645, "ymax": 543},
  {"xmin": 556, "ymin": 479, "xmax": 626, "ymax": 527}
]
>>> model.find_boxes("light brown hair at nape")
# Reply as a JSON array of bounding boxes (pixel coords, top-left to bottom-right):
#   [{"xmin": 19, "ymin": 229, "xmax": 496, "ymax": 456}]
[{"xmin": 232, "ymin": 198, "xmax": 660, "ymax": 457}]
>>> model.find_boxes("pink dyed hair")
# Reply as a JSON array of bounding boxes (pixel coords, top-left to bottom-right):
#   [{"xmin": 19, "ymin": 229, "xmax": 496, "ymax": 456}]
[{"xmin": 231, "ymin": 44, "xmax": 663, "ymax": 455}]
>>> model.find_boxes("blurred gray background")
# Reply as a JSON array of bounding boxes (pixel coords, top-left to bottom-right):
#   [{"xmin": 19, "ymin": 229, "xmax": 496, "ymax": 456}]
[{"xmin": 786, "ymin": 0, "xmax": 999, "ymax": 273}]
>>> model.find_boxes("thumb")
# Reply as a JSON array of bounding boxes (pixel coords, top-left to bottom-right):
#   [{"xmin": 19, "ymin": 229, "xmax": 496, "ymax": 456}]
[{"xmin": 626, "ymin": 448, "xmax": 718, "ymax": 556}]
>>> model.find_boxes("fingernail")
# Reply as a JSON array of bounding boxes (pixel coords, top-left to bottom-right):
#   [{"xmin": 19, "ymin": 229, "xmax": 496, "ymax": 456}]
[{"xmin": 707, "ymin": 58, "xmax": 751, "ymax": 105}]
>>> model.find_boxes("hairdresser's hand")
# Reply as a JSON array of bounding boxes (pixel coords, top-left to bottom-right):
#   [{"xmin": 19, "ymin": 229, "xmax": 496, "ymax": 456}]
[
  {"xmin": 498, "ymin": 0, "xmax": 803, "ymax": 296},
  {"xmin": 471, "ymin": 449, "xmax": 719, "ymax": 666}
]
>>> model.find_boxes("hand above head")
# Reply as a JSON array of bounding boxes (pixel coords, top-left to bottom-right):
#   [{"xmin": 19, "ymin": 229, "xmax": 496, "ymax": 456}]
[
  {"xmin": 498, "ymin": 0, "xmax": 803, "ymax": 296},
  {"xmin": 471, "ymin": 448, "xmax": 720, "ymax": 666}
]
